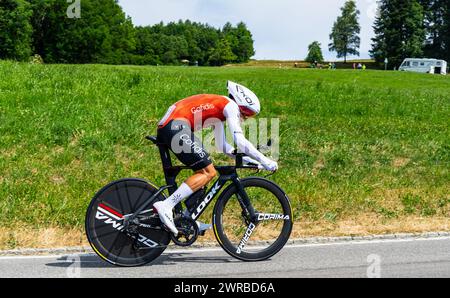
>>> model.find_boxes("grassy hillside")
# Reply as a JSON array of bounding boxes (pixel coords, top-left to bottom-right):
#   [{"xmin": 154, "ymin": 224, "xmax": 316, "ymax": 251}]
[
  {"xmin": 0, "ymin": 61, "xmax": 449, "ymax": 248},
  {"xmin": 227, "ymin": 59, "xmax": 380, "ymax": 69}
]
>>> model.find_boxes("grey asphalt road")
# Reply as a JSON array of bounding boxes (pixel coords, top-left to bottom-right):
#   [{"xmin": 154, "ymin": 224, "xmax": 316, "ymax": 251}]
[{"xmin": 1, "ymin": 237, "xmax": 449, "ymax": 278}]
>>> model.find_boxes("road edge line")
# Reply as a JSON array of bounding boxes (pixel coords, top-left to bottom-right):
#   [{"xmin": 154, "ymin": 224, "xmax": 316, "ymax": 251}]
[{"xmin": 1, "ymin": 231, "xmax": 449, "ymax": 257}]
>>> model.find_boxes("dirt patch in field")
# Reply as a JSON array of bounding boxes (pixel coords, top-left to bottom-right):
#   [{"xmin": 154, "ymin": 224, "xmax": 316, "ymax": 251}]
[
  {"xmin": 1, "ymin": 216, "xmax": 449, "ymax": 250},
  {"xmin": 0, "ymin": 227, "xmax": 86, "ymax": 250},
  {"xmin": 290, "ymin": 215, "xmax": 450, "ymax": 238},
  {"xmin": 392, "ymin": 157, "xmax": 411, "ymax": 168},
  {"xmin": 50, "ymin": 175, "xmax": 65, "ymax": 184},
  {"xmin": 312, "ymin": 158, "xmax": 326, "ymax": 175}
]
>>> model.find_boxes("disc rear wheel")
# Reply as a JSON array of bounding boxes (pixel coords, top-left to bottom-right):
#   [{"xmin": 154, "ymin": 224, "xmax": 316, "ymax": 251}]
[{"xmin": 85, "ymin": 179, "xmax": 170, "ymax": 267}]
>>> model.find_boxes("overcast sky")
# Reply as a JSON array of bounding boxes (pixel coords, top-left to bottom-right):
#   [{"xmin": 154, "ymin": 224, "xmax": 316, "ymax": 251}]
[{"xmin": 118, "ymin": 0, "xmax": 378, "ymax": 61}]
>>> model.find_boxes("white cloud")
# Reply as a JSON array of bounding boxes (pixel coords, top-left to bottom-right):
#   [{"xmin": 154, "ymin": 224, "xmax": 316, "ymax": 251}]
[{"xmin": 119, "ymin": 0, "xmax": 376, "ymax": 60}]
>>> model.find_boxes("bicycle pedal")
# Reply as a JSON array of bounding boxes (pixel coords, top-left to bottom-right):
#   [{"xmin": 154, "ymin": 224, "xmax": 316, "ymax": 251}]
[{"xmin": 196, "ymin": 221, "xmax": 212, "ymax": 234}]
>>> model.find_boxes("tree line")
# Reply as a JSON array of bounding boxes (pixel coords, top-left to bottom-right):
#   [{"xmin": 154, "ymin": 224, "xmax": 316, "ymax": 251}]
[
  {"xmin": 132, "ymin": 21, "xmax": 254, "ymax": 66},
  {"xmin": 0, "ymin": 0, "xmax": 254, "ymax": 66},
  {"xmin": 306, "ymin": 0, "xmax": 449, "ymax": 69},
  {"xmin": 372, "ymin": 0, "xmax": 449, "ymax": 69}
]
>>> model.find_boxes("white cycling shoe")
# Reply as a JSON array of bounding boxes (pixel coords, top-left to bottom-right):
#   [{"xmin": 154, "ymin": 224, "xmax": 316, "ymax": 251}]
[
  {"xmin": 197, "ymin": 221, "xmax": 212, "ymax": 235},
  {"xmin": 153, "ymin": 201, "xmax": 179, "ymax": 235}
]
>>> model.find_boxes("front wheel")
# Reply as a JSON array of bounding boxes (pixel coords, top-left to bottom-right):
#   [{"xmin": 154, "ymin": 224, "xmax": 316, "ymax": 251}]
[{"xmin": 212, "ymin": 177, "xmax": 293, "ymax": 261}]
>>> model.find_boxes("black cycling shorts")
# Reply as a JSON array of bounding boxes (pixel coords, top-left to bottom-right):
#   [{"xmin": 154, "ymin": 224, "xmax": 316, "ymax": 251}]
[{"xmin": 157, "ymin": 119, "xmax": 212, "ymax": 171}]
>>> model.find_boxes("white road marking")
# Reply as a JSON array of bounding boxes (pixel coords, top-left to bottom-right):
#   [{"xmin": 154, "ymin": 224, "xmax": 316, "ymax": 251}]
[
  {"xmin": 0, "ymin": 254, "xmax": 92, "ymax": 260},
  {"xmin": 0, "ymin": 236, "xmax": 449, "ymax": 261},
  {"xmin": 163, "ymin": 236, "xmax": 450, "ymax": 254}
]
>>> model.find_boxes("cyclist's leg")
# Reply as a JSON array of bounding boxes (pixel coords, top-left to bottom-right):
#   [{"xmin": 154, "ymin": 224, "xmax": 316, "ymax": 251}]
[
  {"xmin": 154, "ymin": 120, "xmax": 215, "ymax": 233},
  {"xmin": 164, "ymin": 164, "xmax": 216, "ymax": 234},
  {"xmin": 159, "ymin": 119, "xmax": 215, "ymax": 206},
  {"xmin": 185, "ymin": 164, "xmax": 217, "ymax": 192}
]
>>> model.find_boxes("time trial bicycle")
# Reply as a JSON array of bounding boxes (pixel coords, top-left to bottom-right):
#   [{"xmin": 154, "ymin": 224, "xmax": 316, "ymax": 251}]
[{"xmin": 85, "ymin": 135, "xmax": 293, "ymax": 267}]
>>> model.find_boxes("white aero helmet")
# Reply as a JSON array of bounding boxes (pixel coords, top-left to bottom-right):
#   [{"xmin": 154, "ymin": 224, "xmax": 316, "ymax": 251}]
[{"xmin": 227, "ymin": 81, "xmax": 261, "ymax": 117}]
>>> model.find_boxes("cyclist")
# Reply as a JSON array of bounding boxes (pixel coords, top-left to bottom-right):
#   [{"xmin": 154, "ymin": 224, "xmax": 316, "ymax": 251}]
[{"xmin": 153, "ymin": 81, "xmax": 278, "ymax": 235}]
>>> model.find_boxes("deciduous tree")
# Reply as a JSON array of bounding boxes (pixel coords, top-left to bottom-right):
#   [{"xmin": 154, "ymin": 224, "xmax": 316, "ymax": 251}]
[
  {"xmin": 329, "ymin": 0, "xmax": 360, "ymax": 63},
  {"xmin": 0, "ymin": 0, "xmax": 32, "ymax": 61},
  {"xmin": 305, "ymin": 41, "xmax": 324, "ymax": 63}
]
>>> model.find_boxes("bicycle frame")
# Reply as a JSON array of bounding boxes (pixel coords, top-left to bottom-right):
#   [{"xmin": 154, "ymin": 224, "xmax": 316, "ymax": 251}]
[
  {"xmin": 86, "ymin": 136, "xmax": 291, "ymax": 265},
  {"xmin": 148, "ymin": 136, "xmax": 257, "ymax": 222}
]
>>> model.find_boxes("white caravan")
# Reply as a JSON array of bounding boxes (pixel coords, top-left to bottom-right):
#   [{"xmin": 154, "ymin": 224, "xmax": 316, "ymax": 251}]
[{"xmin": 399, "ymin": 58, "xmax": 447, "ymax": 75}]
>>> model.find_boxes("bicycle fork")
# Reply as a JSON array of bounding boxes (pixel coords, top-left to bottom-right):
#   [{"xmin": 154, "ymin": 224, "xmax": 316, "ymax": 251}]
[
  {"xmin": 232, "ymin": 177, "xmax": 260, "ymax": 254},
  {"xmin": 232, "ymin": 177, "xmax": 257, "ymax": 223}
]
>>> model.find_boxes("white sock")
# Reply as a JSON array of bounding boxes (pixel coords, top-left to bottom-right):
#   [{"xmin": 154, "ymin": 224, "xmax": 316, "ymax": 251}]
[{"xmin": 165, "ymin": 183, "xmax": 194, "ymax": 209}]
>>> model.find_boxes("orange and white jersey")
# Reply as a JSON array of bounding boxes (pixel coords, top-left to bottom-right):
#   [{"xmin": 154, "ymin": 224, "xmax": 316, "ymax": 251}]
[
  {"xmin": 158, "ymin": 94, "xmax": 233, "ymax": 131},
  {"xmin": 158, "ymin": 94, "xmax": 272, "ymax": 166}
]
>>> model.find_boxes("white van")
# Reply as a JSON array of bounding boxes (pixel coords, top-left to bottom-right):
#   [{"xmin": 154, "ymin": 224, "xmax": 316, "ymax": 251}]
[{"xmin": 399, "ymin": 58, "xmax": 447, "ymax": 75}]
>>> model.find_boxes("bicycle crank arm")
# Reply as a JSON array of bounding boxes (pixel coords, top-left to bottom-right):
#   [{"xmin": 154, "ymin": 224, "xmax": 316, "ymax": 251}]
[{"xmin": 123, "ymin": 185, "xmax": 173, "ymax": 227}]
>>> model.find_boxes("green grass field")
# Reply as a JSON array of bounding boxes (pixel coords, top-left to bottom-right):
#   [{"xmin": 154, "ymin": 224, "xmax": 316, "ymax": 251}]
[{"xmin": 0, "ymin": 61, "xmax": 449, "ymax": 248}]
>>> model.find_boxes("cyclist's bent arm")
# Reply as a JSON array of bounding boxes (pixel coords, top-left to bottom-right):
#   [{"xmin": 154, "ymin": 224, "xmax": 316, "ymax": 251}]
[
  {"xmin": 213, "ymin": 121, "xmax": 236, "ymax": 159},
  {"xmin": 224, "ymin": 103, "xmax": 272, "ymax": 165}
]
